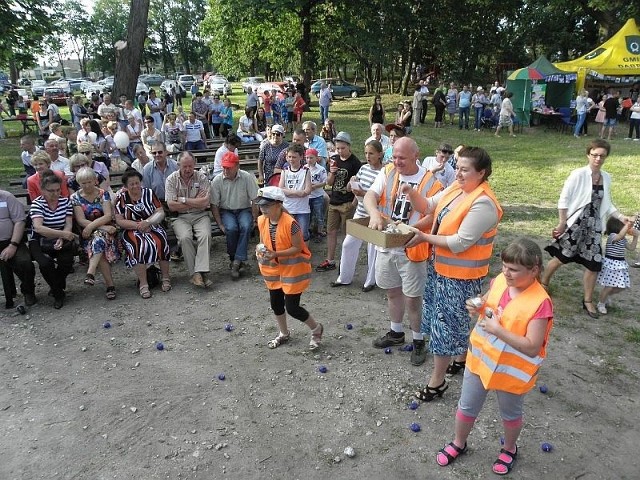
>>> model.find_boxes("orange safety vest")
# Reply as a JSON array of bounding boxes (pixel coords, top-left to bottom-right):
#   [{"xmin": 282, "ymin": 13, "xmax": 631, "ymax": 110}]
[
  {"xmin": 466, "ymin": 274, "xmax": 553, "ymax": 394},
  {"xmin": 432, "ymin": 182, "xmax": 502, "ymax": 279},
  {"xmin": 257, "ymin": 213, "xmax": 312, "ymax": 294},
  {"xmin": 378, "ymin": 164, "xmax": 443, "ymax": 261}
]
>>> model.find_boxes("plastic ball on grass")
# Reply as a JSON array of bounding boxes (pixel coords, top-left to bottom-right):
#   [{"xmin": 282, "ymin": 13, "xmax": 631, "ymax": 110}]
[
  {"xmin": 409, "ymin": 422, "xmax": 421, "ymax": 432},
  {"xmin": 224, "ymin": 323, "xmax": 234, "ymax": 332},
  {"xmin": 218, "ymin": 373, "xmax": 226, "ymax": 381},
  {"xmin": 408, "ymin": 401, "xmax": 419, "ymax": 410},
  {"xmin": 156, "ymin": 342, "xmax": 164, "ymax": 351},
  {"xmin": 103, "ymin": 322, "xmax": 111, "ymax": 329},
  {"xmin": 541, "ymin": 442, "xmax": 553, "ymax": 452},
  {"xmin": 346, "ymin": 323, "xmax": 353, "ymax": 330},
  {"xmin": 403, "ymin": 344, "xmax": 414, "ymax": 352},
  {"xmin": 539, "ymin": 385, "xmax": 548, "ymax": 394},
  {"xmin": 318, "ymin": 365, "xmax": 328, "ymax": 373}
]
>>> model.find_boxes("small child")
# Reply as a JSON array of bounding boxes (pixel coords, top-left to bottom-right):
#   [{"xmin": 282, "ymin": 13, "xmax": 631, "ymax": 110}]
[
  {"xmin": 305, "ymin": 148, "xmax": 327, "ymax": 240},
  {"xmin": 596, "ymin": 216, "xmax": 638, "ymax": 314},
  {"xmin": 255, "ymin": 186, "xmax": 324, "ymax": 350},
  {"xmin": 434, "ymin": 238, "xmax": 553, "ymax": 476},
  {"xmin": 278, "ymin": 144, "xmax": 312, "ymax": 241}
]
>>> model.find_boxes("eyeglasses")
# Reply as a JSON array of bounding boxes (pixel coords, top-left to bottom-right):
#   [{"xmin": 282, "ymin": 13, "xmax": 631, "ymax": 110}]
[
  {"xmin": 151, "ymin": 151, "xmax": 164, "ymax": 156},
  {"xmin": 589, "ymin": 153, "xmax": 607, "ymax": 159},
  {"xmin": 272, "ymin": 132, "xmax": 283, "ymax": 137}
]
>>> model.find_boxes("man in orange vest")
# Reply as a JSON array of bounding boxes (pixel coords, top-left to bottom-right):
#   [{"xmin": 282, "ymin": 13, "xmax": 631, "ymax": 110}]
[{"xmin": 364, "ymin": 137, "xmax": 443, "ymax": 365}]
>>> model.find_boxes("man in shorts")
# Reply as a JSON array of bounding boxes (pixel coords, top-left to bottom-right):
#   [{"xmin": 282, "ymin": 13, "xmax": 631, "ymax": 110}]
[
  {"xmin": 363, "ymin": 137, "xmax": 443, "ymax": 365},
  {"xmin": 600, "ymin": 90, "xmax": 620, "ymax": 141},
  {"xmin": 316, "ymin": 131, "xmax": 361, "ymax": 272}
]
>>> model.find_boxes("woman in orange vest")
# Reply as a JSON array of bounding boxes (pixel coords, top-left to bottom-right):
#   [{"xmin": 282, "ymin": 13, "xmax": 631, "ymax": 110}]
[
  {"xmin": 255, "ymin": 186, "xmax": 324, "ymax": 350},
  {"xmin": 435, "ymin": 238, "xmax": 553, "ymax": 476},
  {"xmin": 403, "ymin": 147, "xmax": 502, "ymax": 400}
]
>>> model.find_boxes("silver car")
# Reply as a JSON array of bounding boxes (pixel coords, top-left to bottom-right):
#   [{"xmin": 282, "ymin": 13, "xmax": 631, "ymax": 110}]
[{"xmin": 209, "ymin": 75, "xmax": 232, "ymax": 95}]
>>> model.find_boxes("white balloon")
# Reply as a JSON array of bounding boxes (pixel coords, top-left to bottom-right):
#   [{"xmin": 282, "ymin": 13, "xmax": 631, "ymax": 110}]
[{"xmin": 114, "ymin": 131, "xmax": 130, "ymax": 149}]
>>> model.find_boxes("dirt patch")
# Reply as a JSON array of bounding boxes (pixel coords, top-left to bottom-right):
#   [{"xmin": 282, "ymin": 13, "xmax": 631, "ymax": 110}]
[{"xmin": 1, "ymin": 236, "xmax": 639, "ymax": 479}]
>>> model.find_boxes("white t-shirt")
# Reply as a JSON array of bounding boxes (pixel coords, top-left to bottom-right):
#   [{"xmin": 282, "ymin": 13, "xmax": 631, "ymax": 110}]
[
  {"xmin": 212, "ymin": 145, "xmax": 239, "ymax": 177},
  {"xmin": 365, "ymin": 134, "xmax": 390, "ymax": 152},
  {"xmin": 308, "ymin": 163, "xmax": 327, "ymax": 199},
  {"xmin": 422, "ymin": 156, "xmax": 455, "ymax": 188},
  {"xmin": 282, "ymin": 165, "xmax": 310, "ymax": 214},
  {"xmin": 183, "ymin": 119, "xmax": 204, "ymax": 142},
  {"xmin": 369, "ymin": 165, "xmax": 428, "ymax": 254}
]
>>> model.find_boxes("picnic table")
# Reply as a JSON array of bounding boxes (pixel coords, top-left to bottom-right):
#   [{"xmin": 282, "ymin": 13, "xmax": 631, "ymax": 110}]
[{"xmin": 2, "ymin": 115, "xmax": 38, "ymax": 136}]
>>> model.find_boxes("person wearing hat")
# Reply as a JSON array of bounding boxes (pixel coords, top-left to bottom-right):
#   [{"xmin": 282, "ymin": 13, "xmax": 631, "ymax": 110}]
[
  {"xmin": 258, "ymin": 124, "xmax": 289, "ymax": 186},
  {"xmin": 472, "ymin": 87, "xmax": 488, "ymax": 131},
  {"xmin": 316, "ymin": 131, "xmax": 362, "ymax": 272},
  {"xmin": 210, "ymin": 151, "xmax": 259, "ymax": 280},
  {"xmin": 422, "ymin": 143, "xmax": 456, "ymax": 188},
  {"xmin": 254, "ymin": 186, "xmax": 324, "ymax": 350},
  {"xmin": 166, "ymin": 151, "xmax": 212, "ymax": 288}
]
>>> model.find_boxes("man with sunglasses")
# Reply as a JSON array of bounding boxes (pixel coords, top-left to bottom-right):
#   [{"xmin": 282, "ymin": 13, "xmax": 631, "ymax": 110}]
[{"xmin": 142, "ymin": 142, "xmax": 178, "ymax": 205}]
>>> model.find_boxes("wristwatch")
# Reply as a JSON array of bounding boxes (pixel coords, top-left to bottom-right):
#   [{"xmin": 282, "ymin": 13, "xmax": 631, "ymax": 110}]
[{"xmin": 9, "ymin": 241, "xmax": 19, "ymax": 247}]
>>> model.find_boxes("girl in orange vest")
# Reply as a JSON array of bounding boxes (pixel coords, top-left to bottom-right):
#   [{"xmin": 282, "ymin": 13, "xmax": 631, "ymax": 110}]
[
  {"xmin": 255, "ymin": 186, "xmax": 324, "ymax": 350},
  {"xmin": 435, "ymin": 238, "xmax": 553, "ymax": 476}
]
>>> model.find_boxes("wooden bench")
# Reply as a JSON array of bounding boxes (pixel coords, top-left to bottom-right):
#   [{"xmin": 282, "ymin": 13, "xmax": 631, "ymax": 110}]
[{"xmin": 3, "ymin": 116, "xmax": 38, "ymax": 136}]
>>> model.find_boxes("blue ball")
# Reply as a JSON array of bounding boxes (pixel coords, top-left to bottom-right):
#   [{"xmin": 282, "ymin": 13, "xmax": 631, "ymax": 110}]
[
  {"xmin": 500, "ymin": 436, "xmax": 505, "ymax": 445},
  {"xmin": 156, "ymin": 342, "xmax": 164, "ymax": 351},
  {"xmin": 539, "ymin": 385, "xmax": 548, "ymax": 394},
  {"xmin": 408, "ymin": 401, "xmax": 419, "ymax": 410},
  {"xmin": 541, "ymin": 442, "xmax": 553, "ymax": 452},
  {"xmin": 318, "ymin": 365, "xmax": 328, "ymax": 373},
  {"xmin": 103, "ymin": 322, "xmax": 111, "ymax": 329},
  {"xmin": 346, "ymin": 323, "xmax": 353, "ymax": 330},
  {"xmin": 404, "ymin": 344, "xmax": 414, "ymax": 352},
  {"xmin": 410, "ymin": 422, "xmax": 421, "ymax": 432},
  {"xmin": 218, "ymin": 373, "xmax": 225, "ymax": 381},
  {"xmin": 384, "ymin": 347, "xmax": 392, "ymax": 354},
  {"xmin": 224, "ymin": 323, "xmax": 234, "ymax": 332}
]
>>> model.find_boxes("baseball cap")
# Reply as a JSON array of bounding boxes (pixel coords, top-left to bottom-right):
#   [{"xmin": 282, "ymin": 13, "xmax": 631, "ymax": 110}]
[
  {"xmin": 477, "ymin": 86, "xmax": 483, "ymax": 91},
  {"xmin": 305, "ymin": 148, "xmax": 319, "ymax": 157},
  {"xmin": 255, "ymin": 186, "xmax": 285, "ymax": 205},
  {"xmin": 271, "ymin": 124, "xmax": 285, "ymax": 135},
  {"xmin": 221, "ymin": 151, "xmax": 239, "ymax": 168},
  {"xmin": 334, "ymin": 131, "xmax": 351, "ymax": 145}
]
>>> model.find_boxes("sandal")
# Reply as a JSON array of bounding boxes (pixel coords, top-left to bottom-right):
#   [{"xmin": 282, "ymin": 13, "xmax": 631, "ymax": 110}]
[
  {"xmin": 446, "ymin": 361, "xmax": 466, "ymax": 375},
  {"xmin": 436, "ymin": 441, "xmax": 467, "ymax": 467},
  {"xmin": 84, "ymin": 273, "xmax": 95, "ymax": 286},
  {"xmin": 492, "ymin": 446, "xmax": 517, "ymax": 475},
  {"xmin": 139, "ymin": 284, "xmax": 152, "ymax": 299},
  {"xmin": 267, "ymin": 331, "xmax": 290, "ymax": 349},
  {"xmin": 105, "ymin": 286, "xmax": 116, "ymax": 300},
  {"xmin": 161, "ymin": 277, "xmax": 172, "ymax": 292},
  {"xmin": 414, "ymin": 380, "xmax": 449, "ymax": 402},
  {"xmin": 309, "ymin": 323, "xmax": 323, "ymax": 350}
]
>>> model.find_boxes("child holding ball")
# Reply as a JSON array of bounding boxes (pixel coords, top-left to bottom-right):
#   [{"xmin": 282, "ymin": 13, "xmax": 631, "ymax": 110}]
[{"xmin": 435, "ymin": 238, "xmax": 553, "ymax": 476}]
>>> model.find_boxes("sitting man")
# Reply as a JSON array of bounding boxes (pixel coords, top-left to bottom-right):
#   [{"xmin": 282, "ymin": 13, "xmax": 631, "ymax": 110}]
[
  {"xmin": 421, "ymin": 143, "xmax": 456, "ymax": 188},
  {"xmin": 0, "ymin": 189, "xmax": 37, "ymax": 307},
  {"xmin": 302, "ymin": 121, "xmax": 328, "ymax": 166},
  {"xmin": 210, "ymin": 152, "xmax": 259, "ymax": 280},
  {"xmin": 365, "ymin": 123, "xmax": 391, "ymax": 152},
  {"xmin": 165, "ymin": 151, "xmax": 212, "ymax": 287}
]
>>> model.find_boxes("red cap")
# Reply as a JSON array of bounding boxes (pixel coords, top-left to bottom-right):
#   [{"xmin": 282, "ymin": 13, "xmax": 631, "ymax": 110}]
[
  {"xmin": 305, "ymin": 148, "xmax": 319, "ymax": 157},
  {"xmin": 221, "ymin": 151, "xmax": 239, "ymax": 168}
]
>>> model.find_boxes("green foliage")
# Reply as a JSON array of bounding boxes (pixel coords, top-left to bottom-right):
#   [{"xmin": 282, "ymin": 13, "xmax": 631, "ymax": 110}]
[{"xmin": 86, "ymin": 0, "xmax": 131, "ymax": 74}]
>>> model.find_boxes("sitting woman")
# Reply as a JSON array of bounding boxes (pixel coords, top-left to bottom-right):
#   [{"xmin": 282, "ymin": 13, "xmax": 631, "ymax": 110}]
[
  {"xmin": 320, "ymin": 118, "xmax": 337, "ymax": 142},
  {"xmin": 29, "ymin": 170, "xmax": 76, "ymax": 309},
  {"xmin": 71, "ymin": 167, "xmax": 119, "ymax": 300},
  {"xmin": 237, "ymin": 107, "xmax": 263, "ymax": 143},
  {"xmin": 255, "ymin": 107, "xmax": 268, "ymax": 138},
  {"xmin": 140, "ymin": 115, "xmax": 165, "ymax": 155},
  {"xmin": 27, "ymin": 151, "xmax": 70, "ymax": 202},
  {"xmin": 114, "ymin": 168, "xmax": 171, "ymax": 299},
  {"xmin": 67, "ymin": 153, "xmax": 109, "ymax": 195}
]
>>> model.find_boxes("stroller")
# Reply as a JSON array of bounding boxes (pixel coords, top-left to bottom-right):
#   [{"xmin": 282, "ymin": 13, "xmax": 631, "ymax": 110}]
[{"xmin": 481, "ymin": 109, "xmax": 498, "ymax": 129}]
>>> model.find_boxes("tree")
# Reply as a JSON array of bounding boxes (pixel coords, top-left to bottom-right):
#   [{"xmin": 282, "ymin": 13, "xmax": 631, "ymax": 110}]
[
  {"xmin": 113, "ymin": 0, "xmax": 151, "ymax": 100},
  {"xmin": 87, "ymin": 0, "xmax": 130, "ymax": 75}
]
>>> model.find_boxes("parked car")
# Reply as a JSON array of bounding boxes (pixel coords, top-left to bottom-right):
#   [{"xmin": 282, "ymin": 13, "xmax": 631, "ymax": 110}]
[
  {"xmin": 256, "ymin": 82, "xmax": 288, "ymax": 101},
  {"xmin": 241, "ymin": 76, "xmax": 266, "ymax": 93},
  {"xmin": 31, "ymin": 80, "xmax": 48, "ymax": 97},
  {"xmin": 44, "ymin": 86, "xmax": 69, "ymax": 106},
  {"xmin": 82, "ymin": 82, "xmax": 105, "ymax": 99},
  {"xmin": 50, "ymin": 80, "xmax": 72, "ymax": 95},
  {"xmin": 283, "ymin": 75, "xmax": 300, "ymax": 86},
  {"xmin": 208, "ymin": 75, "xmax": 232, "ymax": 96},
  {"xmin": 18, "ymin": 78, "xmax": 32, "ymax": 87},
  {"xmin": 136, "ymin": 82, "xmax": 150, "ymax": 96},
  {"xmin": 310, "ymin": 78, "xmax": 365, "ymax": 98},
  {"xmin": 160, "ymin": 80, "xmax": 177, "ymax": 93},
  {"xmin": 139, "ymin": 74, "xmax": 165, "ymax": 87},
  {"xmin": 177, "ymin": 74, "xmax": 196, "ymax": 90}
]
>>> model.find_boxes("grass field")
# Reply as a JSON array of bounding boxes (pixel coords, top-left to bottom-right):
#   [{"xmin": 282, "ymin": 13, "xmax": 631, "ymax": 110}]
[{"xmin": 2, "ymin": 85, "xmax": 639, "ymax": 242}]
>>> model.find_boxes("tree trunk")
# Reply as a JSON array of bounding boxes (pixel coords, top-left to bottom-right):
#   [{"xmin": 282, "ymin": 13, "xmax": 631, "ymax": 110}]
[
  {"xmin": 299, "ymin": 1, "xmax": 313, "ymax": 88},
  {"xmin": 113, "ymin": 0, "xmax": 150, "ymax": 100}
]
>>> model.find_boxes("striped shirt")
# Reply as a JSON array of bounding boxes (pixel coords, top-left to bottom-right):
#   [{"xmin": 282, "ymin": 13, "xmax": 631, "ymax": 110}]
[
  {"xmin": 29, "ymin": 196, "xmax": 73, "ymax": 235},
  {"xmin": 354, "ymin": 163, "xmax": 382, "ymax": 218},
  {"xmin": 183, "ymin": 119, "xmax": 204, "ymax": 142},
  {"xmin": 604, "ymin": 234, "xmax": 627, "ymax": 260}
]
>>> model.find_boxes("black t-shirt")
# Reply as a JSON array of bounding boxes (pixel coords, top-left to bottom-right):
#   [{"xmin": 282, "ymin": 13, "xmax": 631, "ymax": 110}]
[
  {"xmin": 603, "ymin": 97, "xmax": 619, "ymax": 119},
  {"xmin": 329, "ymin": 153, "xmax": 362, "ymax": 205}
]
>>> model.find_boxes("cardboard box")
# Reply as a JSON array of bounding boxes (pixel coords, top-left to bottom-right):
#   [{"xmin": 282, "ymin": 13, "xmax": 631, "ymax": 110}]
[{"xmin": 346, "ymin": 217, "xmax": 415, "ymax": 248}]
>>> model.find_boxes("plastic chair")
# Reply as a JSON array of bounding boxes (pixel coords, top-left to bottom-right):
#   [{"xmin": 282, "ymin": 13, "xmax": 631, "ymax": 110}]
[{"xmin": 558, "ymin": 107, "xmax": 575, "ymax": 134}]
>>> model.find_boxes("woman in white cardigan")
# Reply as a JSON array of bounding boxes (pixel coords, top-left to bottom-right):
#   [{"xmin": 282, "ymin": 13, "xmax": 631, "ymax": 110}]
[{"xmin": 541, "ymin": 139, "xmax": 631, "ymax": 317}]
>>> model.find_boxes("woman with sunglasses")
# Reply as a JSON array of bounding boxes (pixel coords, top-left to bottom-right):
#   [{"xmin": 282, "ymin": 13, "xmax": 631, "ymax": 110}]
[{"xmin": 541, "ymin": 139, "xmax": 632, "ymax": 318}]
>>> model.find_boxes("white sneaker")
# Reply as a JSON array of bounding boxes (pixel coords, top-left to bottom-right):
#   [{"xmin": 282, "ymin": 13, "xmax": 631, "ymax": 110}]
[
  {"xmin": 634, "ymin": 138, "xmax": 640, "ymax": 141},
  {"xmin": 624, "ymin": 137, "xmax": 632, "ymax": 140},
  {"xmin": 596, "ymin": 302, "xmax": 607, "ymax": 315}
]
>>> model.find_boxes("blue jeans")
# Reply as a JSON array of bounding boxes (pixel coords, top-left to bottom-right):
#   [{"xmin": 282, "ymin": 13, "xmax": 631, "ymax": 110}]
[
  {"xmin": 186, "ymin": 140, "xmax": 205, "ymax": 151},
  {"xmin": 474, "ymin": 107, "xmax": 484, "ymax": 129},
  {"xmin": 220, "ymin": 208, "xmax": 253, "ymax": 262},
  {"xmin": 574, "ymin": 112, "xmax": 586, "ymax": 136},
  {"xmin": 320, "ymin": 106, "xmax": 329, "ymax": 125},
  {"xmin": 458, "ymin": 106, "xmax": 470, "ymax": 129},
  {"xmin": 292, "ymin": 213, "xmax": 310, "ymax": 241},
  {"xmin": 309, "ymin": 196, "xmax": 325, "ymax": 232}
]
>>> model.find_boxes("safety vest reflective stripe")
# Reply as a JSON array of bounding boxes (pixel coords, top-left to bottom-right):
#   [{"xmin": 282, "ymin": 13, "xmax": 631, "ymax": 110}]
[
  {"xmin": 433, "ymin": 182, "xmax": 502, "ymax": 279},
  {"xmin": 467, "ymin": 273, "xmax": 552, "ymax": 394},
  {"xmin": 257, "ymin": 213, "xmax": 312, "ymax": 295}
]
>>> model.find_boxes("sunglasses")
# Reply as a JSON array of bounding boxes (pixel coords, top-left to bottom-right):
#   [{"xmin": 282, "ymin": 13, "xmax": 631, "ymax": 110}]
[
  {"xmin": 272, "ymin": 132, "xmax": 283, "ymax": 136},
  {"xmin": 151, "ymin": 151, "xmax": 164, "ymax": 155}
]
